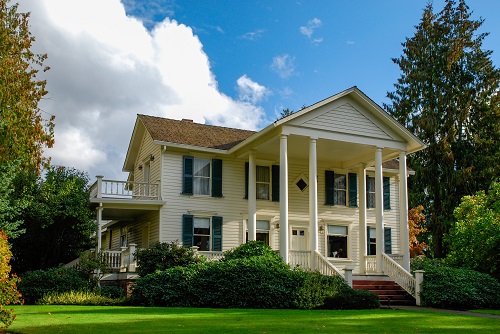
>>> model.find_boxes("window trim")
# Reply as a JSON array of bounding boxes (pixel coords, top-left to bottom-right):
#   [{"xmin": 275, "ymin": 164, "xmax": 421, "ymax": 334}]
[
  {"xmin": 182, "ymin": 156, "xmax": 223, "ymax": 197},
  {"xmin": 182, "ymin": 214, "xmax": 223, "ymax": 251},
  {"xmin": 326, "ymin": 224, "xmax": 349, "ymax": 259}
]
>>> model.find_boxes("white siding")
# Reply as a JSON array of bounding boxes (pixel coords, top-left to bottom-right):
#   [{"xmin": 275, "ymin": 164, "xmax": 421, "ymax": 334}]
[{"xmin": 300, "ymin": 103, "xmax": 393, "ymax": 140}]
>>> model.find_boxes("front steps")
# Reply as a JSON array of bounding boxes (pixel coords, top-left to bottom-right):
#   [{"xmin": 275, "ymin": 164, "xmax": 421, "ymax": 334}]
[{"xmin": 353, "ymin": 276, "xmax": 416, "ymax": 306}]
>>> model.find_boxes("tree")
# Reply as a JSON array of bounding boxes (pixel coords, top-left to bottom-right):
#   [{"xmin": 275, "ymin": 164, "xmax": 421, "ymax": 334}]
[
  {"xmin": 0, "ymin": 0, "xmax": 54, "ymax": 173},
  {"xmin": 0, "ymin": 230, "xmax": 21, "ymax": 329},
  {"xmin": 279, "ymin": 108, "xmax": 295, "ymax": 119},
  {"xmin": 0, "ymin": 161, "xmax": 27, "ymax": 239},
  {"xmin": 10, "ymin": 167, "xmax": 95, "ymax": 274},
  {"xmin": 408, "ymin": 205, "xmax": 427, "ymax": 257},
  {"xmin": 385, "ymin": 0, "xmax": 500, "ymax": 257},
  {"xmin": 446, "ymin": 180, "xmax": 500, "ymax": 278}
]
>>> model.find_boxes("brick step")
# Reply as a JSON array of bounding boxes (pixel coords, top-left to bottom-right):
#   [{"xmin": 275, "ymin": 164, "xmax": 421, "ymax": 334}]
[{"xmin": 353, "ymin": 279, "xmax": 415, "ymax": 306}]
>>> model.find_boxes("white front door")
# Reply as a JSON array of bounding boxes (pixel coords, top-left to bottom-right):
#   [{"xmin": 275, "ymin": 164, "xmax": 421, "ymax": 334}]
[{"xmin": 291, "ymin": 228, "xmax": 308, "ymax": 251}]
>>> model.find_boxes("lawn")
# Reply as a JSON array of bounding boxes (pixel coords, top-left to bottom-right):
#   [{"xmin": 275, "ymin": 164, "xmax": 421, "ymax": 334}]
[{"xmin": 6, "ymin": 305, "xmax": 499, "ymax": 334}]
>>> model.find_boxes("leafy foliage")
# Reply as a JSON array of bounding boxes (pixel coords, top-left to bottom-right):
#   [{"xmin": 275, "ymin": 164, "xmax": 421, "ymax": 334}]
[
  {"xmin": 323, "ymin": 287, "xmax": 380, "ymax": 310},
  {"xmin": 134, "ymin": 241, "xmax": 202, "ymax": 277},
  {"xmin": 0, "ymin": 161, "xmax": 27, "ymax": 239},
  {"xmin": 0, "ymin": 230, "xmax": 22, "ymax": 328},
  {"xmin": 385, "ymin": 0, "xmax": 500, "ymax": 257},
  {"xmin": 293, "ymin": 271, "xmax": 349, "ymax": 310},
  {"xmin": 37, "ymin": 290, "xmax": 125, "ymax": 306},
  {"xmin": 411, "ymin": 257, "xmax": 500, "ymax": 309},
  {"xmin": 408, "ymin": 205, "xmax": 428, "ymax": 257},
  {"xmin": 446, "ymin": 180, "xmax": 500, "ymax": 278},
  {"xmin": 0, "ymin": 0, "xmax": 54, "ymax": 173},
  {"xmin": 223, "ymin": 240, "xmax": 282, "ymax": 262},
  {"xmin": 18, "ymin": 266, "xmax": 93, "ymax": 305},
  {"xmin": 10, "ymin": 166, "xmax": 95, "ymax": 274}
]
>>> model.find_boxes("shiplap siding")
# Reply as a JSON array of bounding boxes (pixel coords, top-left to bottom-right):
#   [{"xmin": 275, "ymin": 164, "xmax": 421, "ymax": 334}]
[{"xmin": 300, "ymin": 103, "xmax": 393, "ymax": 140}]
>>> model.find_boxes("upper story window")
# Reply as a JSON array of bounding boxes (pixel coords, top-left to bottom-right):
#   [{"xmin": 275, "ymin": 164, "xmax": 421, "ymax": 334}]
[
  {"xmin": 366, "ymin": 176, "xmax": 391, "ymax": 210},
  {"xmin": 325, "ymin": 171, "xmax": 357, "ymax": 207},
  {"xmin": 182, "ymin": 156, "xmax": 223, "ymax": 197},
  {"xmin": 245, "ymin": 163, "xmax": 280, "ymax": 202}
]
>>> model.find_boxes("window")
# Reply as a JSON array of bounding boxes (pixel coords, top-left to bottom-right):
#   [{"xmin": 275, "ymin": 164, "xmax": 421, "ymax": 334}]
[
  {"xmin": 120, "ymin": 227, "xmax": 127, "ymax": 248},
  {"xmin": 108, "ymin": 230, "xmax": 113, "ymax": 249},
  {"xmin": 325, "ymin": 171, "xmax": 357, "ymax": 207},
  {"xmin": 245, "ymin": 163, "xmax": 279, "ymax": 201},
  {"xmin": 367, "ymin": 226, "xmax": 392, "ymax": 255},
  {"xmin": 246, "ymin": 220, "xmax": 270, "ymax": 246},
  {"xmin": 366, "ymin": 176, "xmax": 391, "ymax": 209},
  {"xmin": 183, "ymin": 156, "xmax": 222, "ymax": 197},
  {"xmin": 334, "ymin": 174, "xmax": 346, "ymax": 206},
  {"xmin": 182, "ymin": 215, "xmax": 223, "ymax": 251},
  {"xmin": 327, "ymin": 225, "xmax": 348, "ymax": 258},
  {"xmin": 367, "ymin": 176, "xmax": 376, "ymax": 208}
]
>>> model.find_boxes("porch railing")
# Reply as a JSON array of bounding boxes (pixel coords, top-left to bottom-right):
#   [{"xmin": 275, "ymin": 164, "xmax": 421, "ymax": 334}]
[
  {"xmin": 382, "ymin": 253, "xmax": 415, "ymax": 297},
  {"xmin": 365, "ymin": 254, "xmax": 404, "ymax": 274},
  {"xmin": 198, "ymin": 250, "xmax": 225, "ymax": 261},
  {"xmin": 289, "ymin": 250, "xmax": 344, "ymax": 278},
  {"xmin": 313, "ymin": 250, "xmax": 344, "ymax": 278},
  {"xmin": 103, "ymin": 251, "xmax": 122, "ymax": 270},
  {"xmin": 90, "ymin": 176, "xmax": 160, "ymax": 200},
  {"xmin": 289, "ymin": 250, "xmax": 311, "ymax": 268}
]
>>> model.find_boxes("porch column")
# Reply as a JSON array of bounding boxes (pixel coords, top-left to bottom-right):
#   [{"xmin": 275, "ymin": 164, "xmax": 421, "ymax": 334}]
[
  {"xmin": 96, "ymin": 205, "xmax": 103, "ymax": 252},
  {"xmin": 279, "ymin": 135, "xmax": 289, "ymax": 262},
  {"xmin": 248, "ymin": 150, "xmax": 257, "ymax": 241},
  {"xmin": 358, "ymin": 164, "xmax": 367, "ymax": 274},
  {"xmin": 375, "ymin": 147, "xmax": 384, "ymax": 273},
  {"xmin": 309, "ymin": 138, "xmax": 318, "ymax": 252},
  {"xmin": 399, "ymin": 151, "xmax": 410, "ymax": 271}
]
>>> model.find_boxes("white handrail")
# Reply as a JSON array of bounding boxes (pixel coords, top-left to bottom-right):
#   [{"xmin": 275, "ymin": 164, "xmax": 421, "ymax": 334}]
[
  {"xmin": 313, "ymin": 250, "xmax": 344, "ymax": 278},
  {"xmin": 289, "ymin": 250, "xmax": 311, "ymax": 268},
  {"xmin": 198, "ymin": 251, "xmax": 224, "ymax": 261},
  {"xmin": 90, "ymin": 178, "xmax": 161, "ymax": 200},
  {"xmin": 382, "ymin": 253, "xmax": 416, "ymax": 297}
]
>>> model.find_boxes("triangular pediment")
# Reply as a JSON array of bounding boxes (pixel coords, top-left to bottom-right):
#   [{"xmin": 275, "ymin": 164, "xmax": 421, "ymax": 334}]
[{"xmin": 297, "ymin": 102, "xmax": 395, "ymax": 140}]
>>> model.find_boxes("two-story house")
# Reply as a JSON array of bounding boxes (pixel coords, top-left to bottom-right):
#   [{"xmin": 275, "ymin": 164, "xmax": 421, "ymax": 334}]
[{"xmin": 90, "ymin": 87, "xmax": 426, "ymax": 303}]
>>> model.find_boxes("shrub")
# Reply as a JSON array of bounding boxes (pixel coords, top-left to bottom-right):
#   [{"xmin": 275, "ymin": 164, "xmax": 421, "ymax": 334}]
[
  {"xmin": 0, "ymin": 230, "xmax": 22, "ymax": 329},
  {"xmin": 223, "ymin": 241, "xmax": 282, "ymax": 262},
  {"xmin": 134, "ymin": 241, "xmax": 202, "ymax": 277},
  {"xmin": 293, "ymin": 271, "xmax": 348, "ymax": 309},
  {"xmin": 98, "ymin": 285, "xmax": 126, "ymax": 299},
  {"xmin": 18, "ymin": 266, "xmax": 92, "ymax": 304},
  {"xmin": 37, "ymin": 290, "xmax": 125, "ymax": 306},
  {"xmin": 323, "ymin": 287, "xmax": 380, "ymax": 310}
]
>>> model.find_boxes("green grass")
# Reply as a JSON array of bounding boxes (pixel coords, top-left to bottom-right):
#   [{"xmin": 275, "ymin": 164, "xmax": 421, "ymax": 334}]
[
  {"xmin": 6, "ymin": 305, "xmax": 499, "ymax": 334},
  {"xmin": 471, "ymin": 309, "xmax": 500, "ymax": 315}
]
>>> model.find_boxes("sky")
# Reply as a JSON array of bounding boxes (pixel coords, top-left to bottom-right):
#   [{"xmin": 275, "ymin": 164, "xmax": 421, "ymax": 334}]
[{"xmin": 19, "ymin": 0, "xmax": 500, "ymax": 181}]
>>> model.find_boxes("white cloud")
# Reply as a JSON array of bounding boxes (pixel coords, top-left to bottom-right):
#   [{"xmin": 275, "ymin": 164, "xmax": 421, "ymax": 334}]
[
  {"xmin": 299, "ymin": 18, "xmax": 323, "ymax": 44},
  {"xmin": 241, "ymin": 29, "xmax": 265, "ymax": 41},
  {"xmin": 236, "ymin": 75, "xmax": 271, "ymax": 104},
  {"xmin": 21, "ymin": 0, "xmax": 268, "ymax": 180},
  {"xmin": 271, "ymin": 54, "xmax": 296, "ymax": 79}
]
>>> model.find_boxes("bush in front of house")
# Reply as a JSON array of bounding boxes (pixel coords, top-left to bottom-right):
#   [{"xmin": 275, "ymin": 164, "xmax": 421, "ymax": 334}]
[
  {"xmin": 18, "ymin": 266, "xmax": 93, "ymax": 304},
  {"xmin": 411, "ymin": 257, "xmax": 500, "ymax": 309},
  {"xmin": 134, "ymin": 241, "xmax": 203, "ymax": 277},
  {"xmin": 322, "ymin": 287, "xmax": 380, "ymax": 310},
  {"xmin": 293, "ymin": 271, "xmax": 349, "ymax": 309},
  {"xmin": 36, "ymin": 290, "xmax": 126, "ymax": 306},
  {"xmin": 222, "ymin": 240, "xmax": 282, "ymax": 262}
]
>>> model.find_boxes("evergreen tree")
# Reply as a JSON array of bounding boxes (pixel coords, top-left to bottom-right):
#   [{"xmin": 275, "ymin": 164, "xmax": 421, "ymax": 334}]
[{"xmin": 385, "ymin": 0, "xmax": 500, "ymax": 257}]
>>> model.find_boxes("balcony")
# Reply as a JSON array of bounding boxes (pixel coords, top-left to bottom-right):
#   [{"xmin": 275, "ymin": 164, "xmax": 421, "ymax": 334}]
[{"xmin": 90, "ymin": 176, "xmax": 161, "ymax": 201}]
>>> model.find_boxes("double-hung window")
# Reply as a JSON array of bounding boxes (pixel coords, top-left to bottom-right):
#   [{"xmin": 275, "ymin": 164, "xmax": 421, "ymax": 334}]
[
  {"xmin": 334, "ymin": 174, "xmax": 347, "ymax": 206},
  {"xmin": 327, "ymin": 225, "xmax": 348, "ymax": 258},
  {"xmin": 366, "ymin": 176, "xmax": 391, "ymax": 209},
  {"xmin": 183, "ymin": 156, "xmax": 223, "ymax": 197},
  {"xmin": 245, "ymin": 163, "xmax": 280, "ymax": 202},
  {"xmin": 325, "ymin": 171, "xmax": 357, "ymax": 207},
  {"xmin": 367, "ymin": 226, "xmax": 392, "ymax": 255},
  {"xmin": 256, "ymin": 166, "xmax": 270, "ymax": 200},
  {"xmin": 182, "ymin": 215, "xmax": 223, "ymax": 251},
  {"xmin": 245, "ymin": 220, "xmax": 270, "ymax": 246}
]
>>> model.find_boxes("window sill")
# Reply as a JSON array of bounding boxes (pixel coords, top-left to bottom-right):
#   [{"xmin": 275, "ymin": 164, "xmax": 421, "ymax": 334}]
[{"xmin": 182, "ymin": 194, "xmax": 224, "ymax": 199}]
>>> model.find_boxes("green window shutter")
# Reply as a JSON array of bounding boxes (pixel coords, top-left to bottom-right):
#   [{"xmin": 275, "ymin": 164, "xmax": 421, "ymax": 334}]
[
  {"xmin": 272, "ymin": 165, "xmax": 280, "ymax": 202},
  {"xmin": 384, "ymin": 227, "xmax": 392, "ymax": 254},
  {"xmin": 348, "ymin": 173, "xmax": 357, "ymax": 208},
  {"xmin": 383, "ymin": 177, "xmax": 391, "ymax": 210},
  {"xmin": 212, "ymin": 159, "xmax": 223, "ymax": 198},
  {"xmin": 182, "ymin": 214, "xmax": 194, "ymax": 247},
  {"xmin": 182, "ymin": 156, "xmax": 193, "ymax": 195},
  {"xmin": 212, "ymin": 216, "xmax": 223, "ymax": 251},
  {"xmin": 325, "ymin": 170, "xmax": 334, "ymax": 205},
  {"xmin": 367, "ymin": 227, "xmax": 372, "ymax": 255},
  {"xmin": 244, "ymin": 162, "xmax": 249, "ymax": 199}
]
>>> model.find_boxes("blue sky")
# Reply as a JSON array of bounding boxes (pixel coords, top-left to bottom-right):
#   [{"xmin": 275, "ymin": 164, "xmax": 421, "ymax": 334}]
[{"xmin": 21, "ymin": 0, "xmax": 500, "ymax": 180}]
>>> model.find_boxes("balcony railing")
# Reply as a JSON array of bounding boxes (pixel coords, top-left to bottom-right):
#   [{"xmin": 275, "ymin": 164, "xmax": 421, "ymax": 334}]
[{"xmin": 90, "ymin": 176, "xmax": 160, "ymax": 200}]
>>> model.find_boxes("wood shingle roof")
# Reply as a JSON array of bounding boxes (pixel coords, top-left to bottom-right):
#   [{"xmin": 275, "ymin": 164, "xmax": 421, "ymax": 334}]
[{"xmin": 139, "ymin": 114, "xmax": 256, "ymax": 150}]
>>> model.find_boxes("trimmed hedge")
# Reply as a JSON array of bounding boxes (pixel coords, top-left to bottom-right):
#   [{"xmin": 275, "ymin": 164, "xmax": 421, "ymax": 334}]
[
  {"xmin": 323, "ymin": 287, "xmax": 380, "ymax": 310},
  {"xmin": 412, "ymin": 257, "xmax": 500, "ymax": 309},
  {"xmin": 18, "ymin": 266, "xmax": 93, "ymax": 304}
]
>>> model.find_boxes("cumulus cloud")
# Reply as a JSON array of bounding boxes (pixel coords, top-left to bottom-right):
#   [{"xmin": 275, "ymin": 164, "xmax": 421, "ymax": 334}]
[
  {"xmin": 271, "ymin": 54, "xmax": 296, "ymax": 79},
  {"xmin": 21, "ymin": 0, "xmax": 268, "ymax": 180},
  {"xmin": 236, "ymin": 75, "xmax": 271, "ymax": 104},
  {"xmin": 299, "ymin": 18, "xmax": 323, "ymax": 44}
]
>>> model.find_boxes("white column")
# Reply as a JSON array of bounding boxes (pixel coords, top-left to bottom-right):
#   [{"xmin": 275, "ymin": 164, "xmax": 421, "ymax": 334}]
[
  {"xmin": 375, "ymin": 147, "xmax": 384, "ymax": 273},
  {"xmin": 279, "ymin": 135, "xmax": 289, "ymax": 262},
  {"xmin": 309, "ymin": 138, "xmax": 318, "ymax": 252},
  {"xmin": 96, "ymin": 205, "xmax": 103, "ymax": 252},
  {"xmin": 248, "ymin": 150, "xmax": 257, "ymax": 241},
  {"xmin": 358, "ymin": 164, "xmax": 367, "ymax": 274},
  {"xmin": 399, "ymin": 151, "xmax": 410, "ymax": 271}
]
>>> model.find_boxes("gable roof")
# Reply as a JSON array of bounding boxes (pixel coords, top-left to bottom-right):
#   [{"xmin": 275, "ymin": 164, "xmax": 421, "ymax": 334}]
[{"xmin": 139, "ymin": 114, "xmax": 256, "ymax": 150}]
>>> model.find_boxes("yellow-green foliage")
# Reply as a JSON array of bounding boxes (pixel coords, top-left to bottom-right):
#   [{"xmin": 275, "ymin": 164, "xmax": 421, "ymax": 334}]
[
  {"xmin": 0, "ymin": 230, "xmax": 22, "ymax": 328},
  {"xmin": 37, "ymin": 290, "xmax": 124, "ymax": 306}
]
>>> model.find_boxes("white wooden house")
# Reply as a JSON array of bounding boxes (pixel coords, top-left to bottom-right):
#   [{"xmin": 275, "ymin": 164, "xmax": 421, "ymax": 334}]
[{"xmin": 90, "ymin": 87, "xmax": 426, "ymax": 303}]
